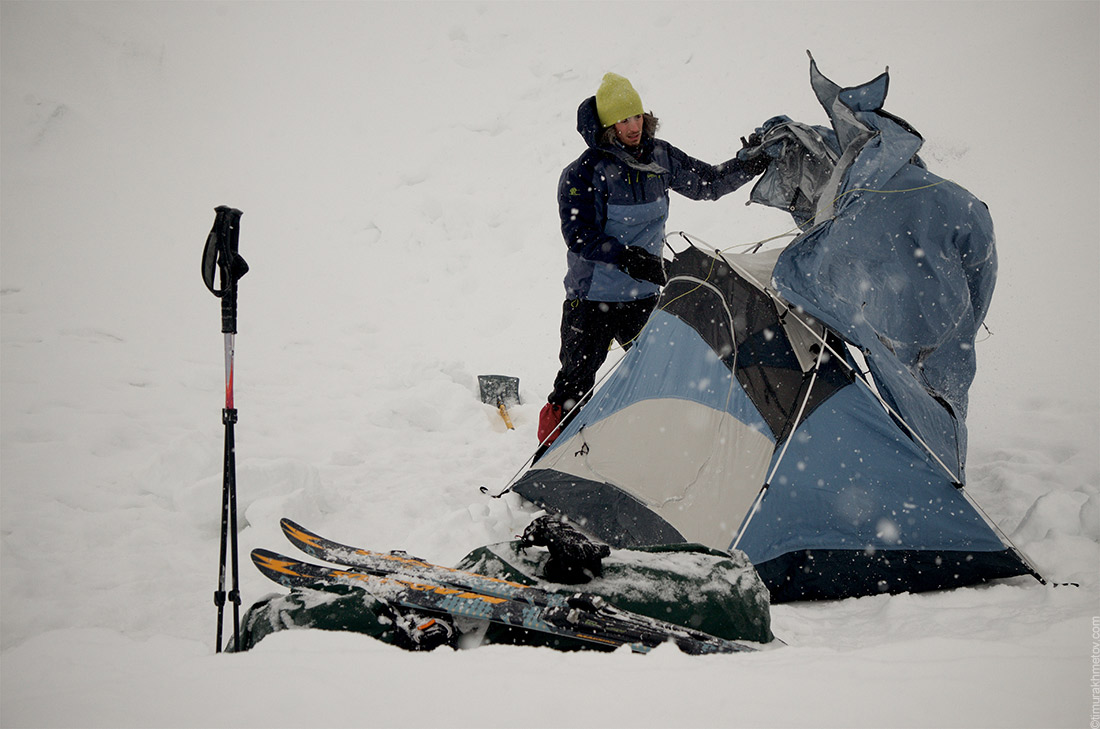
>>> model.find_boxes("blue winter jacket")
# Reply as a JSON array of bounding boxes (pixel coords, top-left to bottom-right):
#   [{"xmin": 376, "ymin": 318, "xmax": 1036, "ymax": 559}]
[{"xmin": 559, "ymin": 96, "xmax": 757, "ymax": 301}]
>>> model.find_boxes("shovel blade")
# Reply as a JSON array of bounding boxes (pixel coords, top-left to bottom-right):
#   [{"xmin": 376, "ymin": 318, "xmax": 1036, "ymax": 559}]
[{"xmin": 477, "ymin": 375, "xmax": 520, "ymax": 407}]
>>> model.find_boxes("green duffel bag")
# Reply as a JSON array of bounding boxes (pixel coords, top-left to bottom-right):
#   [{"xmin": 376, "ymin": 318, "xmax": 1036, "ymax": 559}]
[{"xmin": 455, "ymin": 540, "xmax": 774, "ymax": 645}]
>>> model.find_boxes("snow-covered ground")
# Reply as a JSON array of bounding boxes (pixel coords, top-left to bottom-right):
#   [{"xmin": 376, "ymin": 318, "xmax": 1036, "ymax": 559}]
[{"xmin": 2, "ymin": 2, "xmax": 1098, "ymax": 727}]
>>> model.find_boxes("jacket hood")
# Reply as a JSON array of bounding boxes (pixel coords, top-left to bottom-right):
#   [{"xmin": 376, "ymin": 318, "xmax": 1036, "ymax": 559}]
[
  {"xmin": 575, "ymin": 95, "xmax": 666, "ymax": 174},
  {"xmin": 576, "ymin": 96, "xmax": 604, "ymax": 148}
]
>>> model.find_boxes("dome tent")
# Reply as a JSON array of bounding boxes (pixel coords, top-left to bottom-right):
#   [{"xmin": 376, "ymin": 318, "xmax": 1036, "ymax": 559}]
[{"xmin": 511, "ymin": 56, "xmax": 1042, "ymax": 602}]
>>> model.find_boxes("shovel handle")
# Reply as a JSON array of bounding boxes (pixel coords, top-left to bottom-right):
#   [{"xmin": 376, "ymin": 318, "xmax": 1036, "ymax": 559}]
[{"xmin": 497, "ymin": 399, "xmax": 514, "ymax": 430}]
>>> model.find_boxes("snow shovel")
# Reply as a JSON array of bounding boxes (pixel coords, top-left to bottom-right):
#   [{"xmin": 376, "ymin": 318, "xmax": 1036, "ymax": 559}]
[{"xmin": 478, "ymin": 375, "xmax": 520, "ymax": 430}]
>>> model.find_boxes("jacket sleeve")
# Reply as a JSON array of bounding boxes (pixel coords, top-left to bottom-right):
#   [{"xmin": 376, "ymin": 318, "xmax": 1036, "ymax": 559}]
[
  {"xmin": 663, "ymin": 142, "xmax": 756, "ymax": 201},
  {"xmin": 558, "ymin": 154, "xmax": 623, "ymax": 265}
]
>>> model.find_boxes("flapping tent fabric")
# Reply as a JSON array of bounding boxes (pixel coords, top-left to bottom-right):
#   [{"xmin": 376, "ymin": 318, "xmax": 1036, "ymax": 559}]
[{"xmin": 512, "ymin": 56, "xmax": 1040, "ymax": 602}]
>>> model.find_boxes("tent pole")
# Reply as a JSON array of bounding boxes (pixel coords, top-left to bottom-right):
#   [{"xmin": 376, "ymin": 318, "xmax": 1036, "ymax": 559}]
[
  {"xmin": 952, "ymin": 483, "xmax": 1048, "ymax": 585},
  {"xmin": 485, "ymin": 339, "xmax": 634, "ymax": 499},
  {"xmin": 721, "ymin": 247, "xmax": 966, "ymax": 487},
  {"xmin": 731, "ymin": 346, "xmax": 825, "ymax": 551}
]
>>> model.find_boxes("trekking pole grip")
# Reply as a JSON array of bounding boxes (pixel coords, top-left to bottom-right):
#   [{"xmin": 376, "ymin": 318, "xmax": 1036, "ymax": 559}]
[
  {"xmin": 218, "ymin": 206, "xmax": 245, "ymax": 334},
  {"xmin": 202, "ymin": 206, "xmax": 247, "ymax": 332}
]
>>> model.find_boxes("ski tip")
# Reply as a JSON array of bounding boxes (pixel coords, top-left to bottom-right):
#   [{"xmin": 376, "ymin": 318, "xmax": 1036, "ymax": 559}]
[
  {"xmin": 250, "ymin": 548, "xmax": 284, "ymax": 572},
  {"xmin": 280, "ymin": 517, "xmax": 327, "ymax": 554},
  {"xmin": 251, "ymin": 547, "xmax": 281, "ymax": 562},
  {"xmin": 280, "ymin": 516, "xmax": 322, "ymax": 541}
]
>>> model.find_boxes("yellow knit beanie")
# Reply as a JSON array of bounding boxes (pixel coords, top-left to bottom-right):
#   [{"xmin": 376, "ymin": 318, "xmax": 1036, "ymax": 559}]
[{"xmin": 595, "ymin": 72, "xmax": 644, "ymax": 128}]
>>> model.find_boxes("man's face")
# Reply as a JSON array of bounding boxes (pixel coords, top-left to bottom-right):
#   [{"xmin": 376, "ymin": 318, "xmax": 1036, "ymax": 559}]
[{"xmin": 613, "ymin": 114, "xmax": 643, "ymax": 147}]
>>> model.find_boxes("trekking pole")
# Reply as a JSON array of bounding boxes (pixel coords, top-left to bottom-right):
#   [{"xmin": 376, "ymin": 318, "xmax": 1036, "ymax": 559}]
[{"xmin": 201, "ymin": 206, "xmax": 248, "ymax": 653}]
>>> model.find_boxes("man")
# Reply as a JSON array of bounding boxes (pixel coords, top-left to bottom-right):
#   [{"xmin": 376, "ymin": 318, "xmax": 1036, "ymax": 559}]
[{"xmin": 538, "ymin": 72, "xmax": 769, "ymax": 449}]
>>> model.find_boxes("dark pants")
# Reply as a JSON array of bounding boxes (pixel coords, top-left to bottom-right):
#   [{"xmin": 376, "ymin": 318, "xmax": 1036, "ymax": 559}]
[{"xmin": 548, "ymin": 296, "xmax": 658, "ymax": 412}]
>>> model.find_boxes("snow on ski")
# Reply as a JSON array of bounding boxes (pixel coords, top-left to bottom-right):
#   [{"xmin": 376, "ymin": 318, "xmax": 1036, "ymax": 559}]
[
  {"xmin": 251, "ymin": 547, "xmax": 755, "ymax": 655},
  {"xmin": 280, "ymin": 517, "xmax": 569, "ymax": 607}
]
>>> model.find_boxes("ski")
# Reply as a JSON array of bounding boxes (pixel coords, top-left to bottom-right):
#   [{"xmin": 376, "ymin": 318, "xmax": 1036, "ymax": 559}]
[
  {"xmin": 251, "ymin": 548, "xmax": 755, "ymax": 655},
  {"xmin": 280, "ymin": 517, "xmax": 569, "ymax": 607},
  {"xmin": 280, "ymin": 518, "xmax": 753, "ymax": 646}
]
